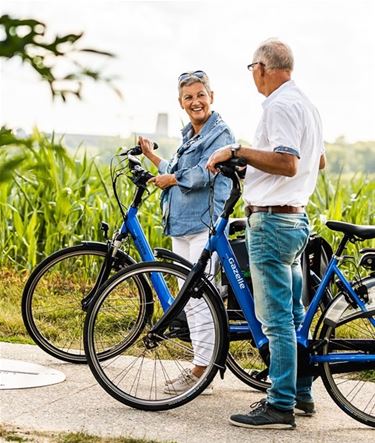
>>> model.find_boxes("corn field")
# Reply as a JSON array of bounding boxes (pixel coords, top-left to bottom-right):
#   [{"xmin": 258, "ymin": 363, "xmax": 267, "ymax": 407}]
[
  {"xmin": 0, "ymin": 129, "xmax": 374, "ymax": 272},
  {"xmin": 0, "ymin": 129, "xmax": 168, "ymax": 270}
]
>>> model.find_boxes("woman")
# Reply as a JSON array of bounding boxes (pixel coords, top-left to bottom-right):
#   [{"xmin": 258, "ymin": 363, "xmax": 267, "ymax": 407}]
[{"xmin": 139, "ymin": 70, "xmax": 235, "ymax": 394}]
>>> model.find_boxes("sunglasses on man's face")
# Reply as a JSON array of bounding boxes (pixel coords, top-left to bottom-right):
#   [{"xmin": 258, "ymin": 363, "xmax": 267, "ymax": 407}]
[{"xmin": 178, "ymin": 70, "xmax": 208, "ymax": 84}]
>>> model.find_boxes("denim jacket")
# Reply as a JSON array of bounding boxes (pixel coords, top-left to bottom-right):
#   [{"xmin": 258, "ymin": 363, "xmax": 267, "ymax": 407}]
[{"xmin": 158, "ymin": 111, "xmax": 235, "ymax": 236}]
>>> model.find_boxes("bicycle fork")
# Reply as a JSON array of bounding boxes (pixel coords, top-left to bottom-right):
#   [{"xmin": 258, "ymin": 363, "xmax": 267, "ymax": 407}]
[
  {"xmin": 81, "ymin": 241, "xmax": 116, "ymax": 311},
  {"xmin": 143, "ymin": 250, "xmax": 210, "ymax": 349}
]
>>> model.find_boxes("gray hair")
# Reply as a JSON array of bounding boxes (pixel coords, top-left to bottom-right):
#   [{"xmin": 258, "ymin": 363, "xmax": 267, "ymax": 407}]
[
  {"xmin": 178, "ymin": 74, "xmax": 212, "ymax": 97},
  {"xmin": 253, "ymin": 39, "xmax": 294, "ymax": 71}
]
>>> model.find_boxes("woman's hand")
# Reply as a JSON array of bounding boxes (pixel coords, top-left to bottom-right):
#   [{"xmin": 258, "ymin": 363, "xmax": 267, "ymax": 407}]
[
  {"xmin": 148, "ymin": 174, "xmax": 177, "ymax": 190},
  {"xmin": 138, "ymin": 135, "xmax": 162, "ymax": 167},
  {"xmin": 138, "ymin": 136, "xmax": 154, "ymax": 158}
]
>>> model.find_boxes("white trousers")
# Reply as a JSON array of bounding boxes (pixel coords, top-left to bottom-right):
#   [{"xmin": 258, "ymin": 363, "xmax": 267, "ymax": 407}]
[{"xmin": 172, "ymin": 230, "xmax": 217, "ymax": 366}]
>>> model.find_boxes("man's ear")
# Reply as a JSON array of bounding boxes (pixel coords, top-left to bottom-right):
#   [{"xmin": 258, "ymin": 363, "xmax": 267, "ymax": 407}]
[
  {"xmin": 178, "ymin": 97, "xmax": 184, "ymax": 109},
  {"xmin": 210, "ymin": 91, "xmax": 214, "ymax": 104}
]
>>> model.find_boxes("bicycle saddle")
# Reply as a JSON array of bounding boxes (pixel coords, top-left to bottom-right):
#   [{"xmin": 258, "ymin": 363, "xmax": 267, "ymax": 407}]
[{"xmin": 326, "ymin": 220, "xmax": 375, "ymax": 240}]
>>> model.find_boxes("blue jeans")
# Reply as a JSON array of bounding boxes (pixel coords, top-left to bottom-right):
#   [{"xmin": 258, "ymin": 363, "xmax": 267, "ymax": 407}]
[{"xmin": 247, "ymin": 211, "xmax": 313, "ymax": 410}]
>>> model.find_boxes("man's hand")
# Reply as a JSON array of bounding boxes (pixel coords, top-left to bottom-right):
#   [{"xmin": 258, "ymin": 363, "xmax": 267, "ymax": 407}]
[
  {"xmin": 148, "ymin": 174, "xmax": 177, "ymax": 190},
  {"xmin": 206, "ymin": 146, "xmax": 232, "ymax": 173}
]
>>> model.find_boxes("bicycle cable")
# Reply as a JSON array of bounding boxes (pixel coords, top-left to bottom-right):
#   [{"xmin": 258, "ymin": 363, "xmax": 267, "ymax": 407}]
[{"xmin": 110, "ymin": 153, "xmax": 129, "ymax": 220}]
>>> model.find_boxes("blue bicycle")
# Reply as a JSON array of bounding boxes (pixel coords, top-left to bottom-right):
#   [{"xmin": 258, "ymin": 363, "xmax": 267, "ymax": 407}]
[
  {"xmin": 21, "ymin": 145, "xmax": 184, "ymax": 363},
  {"xmin": 21, "ymin": 147, "xmax": 268, "ymax": 392},
  {"xmin": 83, "ymin": 158, "xmax": 375, "ymax": 427}
]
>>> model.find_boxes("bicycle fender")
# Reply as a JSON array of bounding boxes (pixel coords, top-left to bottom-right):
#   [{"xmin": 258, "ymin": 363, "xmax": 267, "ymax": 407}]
[
  {"xmin": 79, "ymin": 241, "xmax": 153, "ymax": 317},
  {"xmin": 322, "ymin": 276, "xmax": 375, "ymax": 327},
  {"xmin": 153, "ymin": 247, "xmax": 193, "ymax": 269},
  {"xmin": 79, "ymin": 241, "xmax": 137, "ymax": 263}
]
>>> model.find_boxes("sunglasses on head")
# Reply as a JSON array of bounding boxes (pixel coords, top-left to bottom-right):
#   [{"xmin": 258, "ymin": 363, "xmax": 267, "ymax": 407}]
[{"xmin": 178, "ymin": 70, "xmax": 208, "ymax": 84}]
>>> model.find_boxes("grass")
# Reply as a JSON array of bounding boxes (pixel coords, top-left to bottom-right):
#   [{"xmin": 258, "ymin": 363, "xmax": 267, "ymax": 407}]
[
  {"xmin": 0, "ymin": 425, "xmax": 175, "ymax": 443},
  {"xmin": 0, "ymin": 268, "xmax": 32, "ymax": 344}
]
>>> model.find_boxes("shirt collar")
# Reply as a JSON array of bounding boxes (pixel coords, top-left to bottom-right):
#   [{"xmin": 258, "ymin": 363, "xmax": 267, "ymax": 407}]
[{"xmin": 262, "ymin": 80, "xmax": 295, "ymax": 109}]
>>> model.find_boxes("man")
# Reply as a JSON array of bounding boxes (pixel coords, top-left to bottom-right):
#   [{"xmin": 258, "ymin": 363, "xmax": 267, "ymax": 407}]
[{"xmin": 206, "ymin": 38, "xmax": 325, "ymax": 429}]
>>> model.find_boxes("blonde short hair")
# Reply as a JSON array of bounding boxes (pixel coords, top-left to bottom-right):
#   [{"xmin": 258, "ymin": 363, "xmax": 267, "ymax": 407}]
[{"xmin": 178, "ymin": 72, "xmax": 212, "ymax": 97}]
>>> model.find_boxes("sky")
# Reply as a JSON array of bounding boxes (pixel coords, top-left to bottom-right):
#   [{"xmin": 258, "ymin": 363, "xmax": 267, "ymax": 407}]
[{"xmin": 1, "ymin": 0, "xmax": 375, "ymax": 143}]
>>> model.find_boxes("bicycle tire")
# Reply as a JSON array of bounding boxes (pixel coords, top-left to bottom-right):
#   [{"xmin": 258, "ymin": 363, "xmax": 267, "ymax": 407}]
[
  {"xmin": 319, "ymin": 282, "xmax": 375, "ymax": 427},
  {"xmin": 225, "ymin": 272, "xmax": 331, "ymax": 391},
  {"xmin": 226, "ymin": 329, "xmax": 269, "ymax": 391},
  {"xmin": 84, "ymin": 261, "xmax": 228, "ymax": 411},
  {"xmin": 22, "ymin": 242, "xmax": 135, "ymax": 363}
]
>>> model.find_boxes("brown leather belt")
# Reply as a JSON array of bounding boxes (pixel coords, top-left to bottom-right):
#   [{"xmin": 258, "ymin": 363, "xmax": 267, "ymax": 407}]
[{"xmin": 246, "ymin": 205, "xmax": 305, "ymax": 216}]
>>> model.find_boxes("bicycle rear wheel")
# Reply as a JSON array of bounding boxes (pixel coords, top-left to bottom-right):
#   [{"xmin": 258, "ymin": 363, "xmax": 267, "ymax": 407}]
[
  {"xmin": 319, "ymin": 299, "xmax": 375, "ymax": 427},
  {"xmin": 226, "ymin": 327, "xmax": 269, "ymax": 391},
  {"xmin": 22, "ymin": 243, "xmax": 134, "ymax": 363},
  {"xmin": 225, "ymin": 272, "xmax": 329, "ymax": 391},
  {"xmin": 84, "ymin": 261, "xmax": 228, "ymax": 411}
]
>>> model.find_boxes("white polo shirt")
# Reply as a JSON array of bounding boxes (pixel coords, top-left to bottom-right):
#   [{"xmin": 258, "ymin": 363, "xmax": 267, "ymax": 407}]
[{"xmin": 243, "ymin": 80, "xmax": 325, "ymax": 207}]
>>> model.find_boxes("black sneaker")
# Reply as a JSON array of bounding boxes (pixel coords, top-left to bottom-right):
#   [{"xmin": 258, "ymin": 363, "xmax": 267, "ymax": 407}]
[
  {"xmin": 295, "ymin": 399, "xmax": 316, "ymax": 416},
  {"xmin": 229, "ymin": 400, "xmax": 296, "ymax": 430}
]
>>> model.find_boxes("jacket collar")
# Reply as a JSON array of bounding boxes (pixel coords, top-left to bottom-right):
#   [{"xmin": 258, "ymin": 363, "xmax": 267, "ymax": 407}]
[{"xmin": 181, "ymin": 110, "xmax": 221, "ymax": 142}]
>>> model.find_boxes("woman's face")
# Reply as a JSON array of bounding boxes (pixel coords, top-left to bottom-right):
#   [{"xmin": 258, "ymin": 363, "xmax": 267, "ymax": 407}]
[{"xmin": 179, "ymin": 82, "xmax": 213, "ymax": 129}]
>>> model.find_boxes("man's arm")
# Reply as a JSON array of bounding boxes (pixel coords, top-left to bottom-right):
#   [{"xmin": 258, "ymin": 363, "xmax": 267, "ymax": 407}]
[
  {"xmin": 236, "ymin": 146, "xmax": 298, "ymax": 177},
  {"xmin": 206, "ymin": 145, "xmax": 298, "ymax": 177}
]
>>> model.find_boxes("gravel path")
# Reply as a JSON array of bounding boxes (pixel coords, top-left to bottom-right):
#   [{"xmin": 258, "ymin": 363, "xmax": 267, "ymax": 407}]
[{"xmin": 0, "ymin": 342, "xmax": 373, "ymax": 442}]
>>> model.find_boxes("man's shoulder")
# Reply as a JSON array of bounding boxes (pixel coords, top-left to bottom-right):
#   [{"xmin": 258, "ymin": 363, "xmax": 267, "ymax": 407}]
[{"xmin": 268, "ymin": 91, "xmax": 312, "ymax": 117}]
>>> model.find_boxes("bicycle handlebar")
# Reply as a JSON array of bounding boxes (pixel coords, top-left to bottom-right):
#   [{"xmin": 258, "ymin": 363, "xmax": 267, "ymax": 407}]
[
  {"xmin": 216, "ymin": 157, "xmax": 247, "ymax": 178},
  {"xmin": 111, "ymin": 144, "xmax": 158, "ymax": 218},
  {"xmin": 117, "ymin": 145, "xmax": 157, "ymax": 185},
  {"xmin": 131, "ymin": 164, "xmax": 154, "ymax": 186},
  {"xmin": 215, "ymin": 158, "xmax": 247, "ymax": 219},
  {"xmin": 120, "ymin": 142, "xmax": 159, "ymax": 157}
]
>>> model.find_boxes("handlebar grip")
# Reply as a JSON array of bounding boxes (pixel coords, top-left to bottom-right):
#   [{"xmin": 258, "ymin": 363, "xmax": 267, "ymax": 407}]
[
  {"xmin": 129, "ymin": 142, "xmax": 159, "ymax": 156},
  {"xmin": 216, "ymin": 157, "xmax": 247, "ymax": 170},
  {"xmin": 216, "ymin": 157, "xmax": 247, "ymax": 179}
]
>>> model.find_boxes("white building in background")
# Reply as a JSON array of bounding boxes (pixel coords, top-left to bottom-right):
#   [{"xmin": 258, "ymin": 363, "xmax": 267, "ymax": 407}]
[{"xmin": 155, "ymin": 113, "xmax": 169, "ymax": 137}]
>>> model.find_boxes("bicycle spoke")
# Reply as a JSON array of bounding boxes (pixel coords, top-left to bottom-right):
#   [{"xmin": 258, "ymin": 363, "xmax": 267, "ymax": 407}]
[
  {"xmin": 84, "ymin": 262, "xmax": 224, "ymax": 410},
  {"xmin": 320, "ymin": 307, "xmax": 375, "ymax": 427},
  {"xmin": 22, "ymin": 246, "xmax": 124, "ymax": 362}
]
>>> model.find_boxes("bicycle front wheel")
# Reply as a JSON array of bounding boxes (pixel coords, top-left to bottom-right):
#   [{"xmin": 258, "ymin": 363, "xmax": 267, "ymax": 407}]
[
  {"xmin": 22, "ymin": 243, "xmax": 134, "ymax": 363},
  {"xmin": 84, "ymin": 261, "xmax": 228, "ymax": 411},
  {"xmin": 319, "ymin": 301, "xmax": 375, "ymax": 427}
]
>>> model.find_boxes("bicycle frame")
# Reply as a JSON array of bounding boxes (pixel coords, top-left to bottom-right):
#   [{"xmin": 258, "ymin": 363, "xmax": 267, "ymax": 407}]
[
  {"xmin": 300, "ymin": 256, "xmax": 375, "ymax": 346},
  {"xmin": 148, "ymin": 164, "xmax": 375, "ymax": 371},
  {"xmin": 207, "ymin": 217, "xmax": 266, "ymax": 348},
  {"xmin": 213, "ymin": 225, "xmax": 375, "ymax": 368},
  {"xmin": 82, "ymin": 149, "xmax": 200, "ymax": 312},
  {"xmin": 306, "ymin": 255, "xmax": 375, "ymax": 367},
  {"xmin": 117, "ymin": 205, "xmax": 175, "ymax": 311}
]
